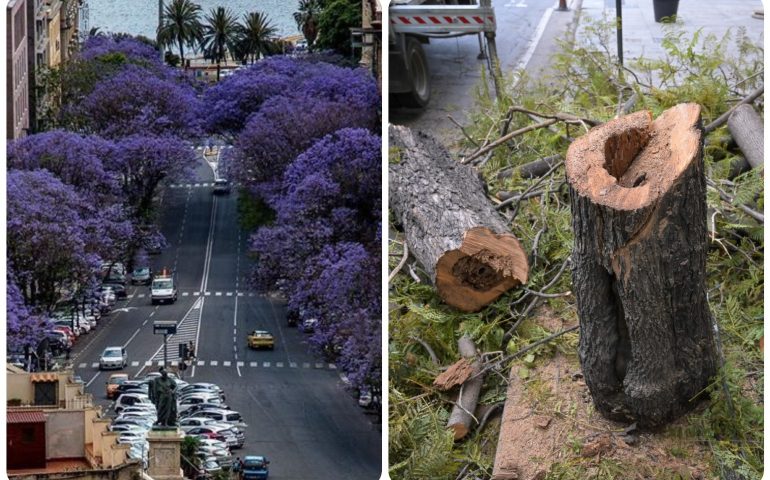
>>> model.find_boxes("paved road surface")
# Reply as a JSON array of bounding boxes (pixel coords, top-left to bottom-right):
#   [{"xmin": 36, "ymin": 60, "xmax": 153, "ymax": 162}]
[
  {"xmin": 72, "ymin": 148, "xmax": 381, "ymax": 480},
  {"xmin": 390, "ymin": 0, "xmax": 555, "ymax": 144}
]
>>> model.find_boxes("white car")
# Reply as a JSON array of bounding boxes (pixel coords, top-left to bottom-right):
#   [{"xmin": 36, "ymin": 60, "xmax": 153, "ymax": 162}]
[
  {"xmin": 99, "ymin": 346, "xmax": 127, "ymax": 370},
  {"xmin": 178, "ymin": 394, "xmax": 225, "ymax": 414},
  {"xmin": 114, "ymin": 393, "xmax": 153, "ymax": 413}
]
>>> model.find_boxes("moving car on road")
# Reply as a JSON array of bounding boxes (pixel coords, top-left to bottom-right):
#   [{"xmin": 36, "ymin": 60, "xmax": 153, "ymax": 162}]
[
  {"xmin": 213, "ymin": 178, "xmax": 231, "ymax": 194},
  {"xmin": 241, "ymin": 456, "xmax": 270, "ymax": 480},
  {"xmin": 151, "ymin": 269, "xmax": 177, "ymax": 305},
  {"xmin": 246, "ymin": 330, "xmax": 274, "ymax": 350},
  {"xmin": 106, "ymin": 373, "xmax": 130, "ymax": 399},
  {"xmin": 99, "ymin": 346, "xmax": 127, "ymax": 370}
]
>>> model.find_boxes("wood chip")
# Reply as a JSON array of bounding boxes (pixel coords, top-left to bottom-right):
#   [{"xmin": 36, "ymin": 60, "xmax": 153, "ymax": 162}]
[{"xmin": 433, "ymin": 357, "xmax": 474, "ymax": 391}]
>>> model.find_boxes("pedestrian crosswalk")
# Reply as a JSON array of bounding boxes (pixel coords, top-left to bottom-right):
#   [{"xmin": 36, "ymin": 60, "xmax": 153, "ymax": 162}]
[
  {"xmin": 149, "ymin": 298, "xmax": 201, "ymax": 363},
  {"xmin": 77, "ymin": 361, "xmax": 337, "ymax": 371},
  {"xmin": 167, "ymin": 182, "xmax": 240, "ymax": 189},
  {"xmin": 127, "ymin": 291, "xmax": 260, "ymax": 300}
]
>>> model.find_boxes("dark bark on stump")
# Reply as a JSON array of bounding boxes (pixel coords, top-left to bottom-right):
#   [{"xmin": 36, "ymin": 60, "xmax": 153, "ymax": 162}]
[
  {"xmin": 390, "ymin": 125, "xmax": 529, "ymax": 312},
  {"xmin": 565, "ymin": 104, "xmax": 718, "ymax": 427}
]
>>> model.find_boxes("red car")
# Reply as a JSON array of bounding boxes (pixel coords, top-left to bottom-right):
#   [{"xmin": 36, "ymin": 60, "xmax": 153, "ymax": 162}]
[{"xmin": 53, "ymin": 325, "xmax": 76, "ymax": 344}]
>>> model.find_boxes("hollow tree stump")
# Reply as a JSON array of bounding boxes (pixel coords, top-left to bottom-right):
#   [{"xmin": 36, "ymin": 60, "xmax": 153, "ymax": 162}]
[
  {"xmin": 565, "ymin": 104, "xmax": 718, "ymax": 427},
  {"xmin": 390, "ymin": 125, "xmax": 529, "ymax": 312}
]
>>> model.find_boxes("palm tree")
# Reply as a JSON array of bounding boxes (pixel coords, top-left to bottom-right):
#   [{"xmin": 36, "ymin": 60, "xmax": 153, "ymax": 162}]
[
  {"xmin": 157, "ymin": 0, "xmax": 203, "ymax": 68},
  {"xmin": 201, "ymin": 6, "xmax": 239, "ymax": 81},
  {"xmin": 237, "ymin": 12, "xmax": 278, "ymax": 64},
  {"xmin": 293, "ymin": 0, "xmax": 321, "ymax": 48}
]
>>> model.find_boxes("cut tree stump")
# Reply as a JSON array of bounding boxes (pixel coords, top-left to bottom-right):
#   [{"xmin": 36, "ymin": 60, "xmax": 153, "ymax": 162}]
[
  {"xmin": 727, "ymin": 104, "xmax": 764, "ymax": 169},
  {"xmin": 565, "ymin": 104, "xmax": 718, "ymax": 427},
  {"xmin": 390, "ymin": 125, "xmax": 529, "ymax": 312}
]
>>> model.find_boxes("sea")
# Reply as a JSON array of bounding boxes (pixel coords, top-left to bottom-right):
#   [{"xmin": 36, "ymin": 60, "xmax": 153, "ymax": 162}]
[{"xmin": 83, "ymin": 0, "xmax": 300, "ymax": 40}]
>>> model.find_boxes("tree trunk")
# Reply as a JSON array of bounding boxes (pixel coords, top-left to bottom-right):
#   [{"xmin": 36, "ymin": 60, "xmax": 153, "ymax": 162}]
[
  {"xmin": 389, "ymin": 125, "xmax": 529, "ymax": 312},
  {"xmin": 565, "ymin": 104, "xmax": 717, "ymax": 427},
  {"xmin": 727, "ymin": 104, "xmax": 763, "ymax": 169}
]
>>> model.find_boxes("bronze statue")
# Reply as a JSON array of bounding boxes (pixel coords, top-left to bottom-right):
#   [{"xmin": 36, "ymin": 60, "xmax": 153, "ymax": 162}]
[{"xmin": 149, "ymin": 367, "xmax": 177, "ymax": 427}]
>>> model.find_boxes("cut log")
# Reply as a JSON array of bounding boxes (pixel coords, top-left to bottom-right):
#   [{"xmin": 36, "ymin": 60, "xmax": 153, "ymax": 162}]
[
  {"xmin": 446, "ymin": 335, "xmax": 484, "ymax": 440},
  {"xmin": 390, "ymin": 125, "xmax": 529, "ymax": 312},
  {"xmin": 433, "ymin": 358, "xmax": 475, "ymax": 391},
  {"xmin": 565, "ymin": 104, "xmax": 718, "ymax": 427},
  {"xmin": 727, "ymin": 104, "xmax": 764, "ymax": 169}
]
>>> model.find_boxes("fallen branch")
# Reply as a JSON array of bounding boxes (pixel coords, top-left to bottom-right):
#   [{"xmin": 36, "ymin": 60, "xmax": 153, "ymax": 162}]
[
  {"xmin": 704, "ymin": 85, "xmax": 764, "ymax": 134},
  {"xmin": 448, "ymin": 114, "xmax": 480, "ymax": 148},
  {"xmin": 706, "ymin": 178, "xmax": 764, "ymax": 223},
  {"xmin": 496, "ymin": 154, "xmax": 563, "ymax": 181},
  {"xmin": 509, "ymin": 106, "xmax": 601, "ymax": 127},
  {"xmin": 388, "ymin": 242, "xmax": 410, "ymax": 283},
  {"xmin": 478, "ymin": 325, "xmax": 580, "ymax": 379},
  {"xmin": 410, "ymin": 335, "xmax": 439, "ymax": 365},
  {"xmin": 463, "ymin": 119, "xmax": 558, "ymax": 163},
  {"xmin": 447, "ymin": 335, "xmax": 485, "ymax": 440}
]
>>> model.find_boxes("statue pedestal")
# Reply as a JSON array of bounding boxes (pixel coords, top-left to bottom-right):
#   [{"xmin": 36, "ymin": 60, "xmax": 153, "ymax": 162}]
[{"xmin": 147, "ymin": 427, "xmax": 184, "ymax": 480}]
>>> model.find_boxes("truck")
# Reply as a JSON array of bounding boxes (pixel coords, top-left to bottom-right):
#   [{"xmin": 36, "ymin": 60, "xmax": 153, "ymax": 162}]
[
  {"xmin": 389, "ymin": 0, "xmax": 498, "ymax": 108},
  {"xmin": 150, "ymin": 269, "xmax": 177, "ymax": 305}
]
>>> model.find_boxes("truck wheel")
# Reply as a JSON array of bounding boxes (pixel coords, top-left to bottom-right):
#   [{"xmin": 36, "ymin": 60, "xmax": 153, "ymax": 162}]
[{"xmin": 395, "ymin": 37, "xmax": 431, "ymax": 108}]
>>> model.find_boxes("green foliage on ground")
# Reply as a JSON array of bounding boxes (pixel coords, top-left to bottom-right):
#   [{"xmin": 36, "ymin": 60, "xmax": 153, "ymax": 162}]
[{"xmin": 389, "ymin": 17, "xmax": 763, "ymax": 480}]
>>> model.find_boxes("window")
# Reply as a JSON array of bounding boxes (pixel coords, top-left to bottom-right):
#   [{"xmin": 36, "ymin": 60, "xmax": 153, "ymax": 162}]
[{"xmin": 34, "ymin": 381, "xmax": 57, "ymax": 405}]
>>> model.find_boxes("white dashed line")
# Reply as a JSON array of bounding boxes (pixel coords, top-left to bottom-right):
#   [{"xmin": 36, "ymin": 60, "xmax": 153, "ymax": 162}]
[
  {"xmin": 215, "ymin": 292, "xmax": 222, "ymax": 296},
  {"xmin": 193, "ymin": 292, "xmax": 201, "ymax": 296},
  {"xmin": 226, "ymin": 292, "xmax": 233, "ymax": 297},
  {"xmin": 131, "ymin": 361, "xmax": 139, "ymax": 367},
  {"xmin": 223, "ymin": 361, "xmax": 231, "ymax": 367},
  {"xmin": 210, "ymin": 361, "xmax": 218, "ymax": 366},
  {"xmin": 263, "ymin": 362, "xmax": 270, "ymax": 368},
  {"xmin": 290, "ymin": 362, "xmax": 298, "ymax": 368},
  {"xmin": 145, "ymin": 361, "xmax": 152, "ymax": 366},
  {"xmin": 182, "ymin": 292, "xmax": 190, "ymax": 297},
  {"xmin": 197, "ymin": 361, "xmax": 204, "ymax": 366},
  {"xmin": 329, "ymin": 364, "xmax": 337, "ymax": 369},
  {"xmin": 250, "ymin": 362, "xmax": 257, "ymax": 367},
  {"xmin": 204, "ymin": 292, "xmax": 211, "ymax": 296},
  {"xmin": 78, "ymin": 363, "xmax": 87, "ymax": 369},
  {"xmin": 91, "ymin": 363, "xmax": 99, "ymax": 368},
  {"xmin": 276, "ymin": 362, "xmax": 284, "ymax": 368},
  {"xmin": 315, "ymin": 363, "xmax": 324, "ymax": 369},
  {"xmin": 303, "ymin": 362, "xmax": 310, "ymax": 369},
  {"xmin": 237, "ymin": 292, "xmax": 244, "ymax": 297}
]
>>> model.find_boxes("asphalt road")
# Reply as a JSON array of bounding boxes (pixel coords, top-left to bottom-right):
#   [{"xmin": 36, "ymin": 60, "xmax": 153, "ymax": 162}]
[
  {"xmin": 72, "ymin": 149, "xmax": 381, "ymax": 480},
  {"xmin": 390, "ymin": 0, "xmax": 554, "ymax": 144}
]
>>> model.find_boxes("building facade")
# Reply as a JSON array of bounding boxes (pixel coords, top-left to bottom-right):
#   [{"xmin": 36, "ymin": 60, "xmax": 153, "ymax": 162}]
[{"xmin": 7, "ymin": 0, "xmax": 30, "ymax": 139}]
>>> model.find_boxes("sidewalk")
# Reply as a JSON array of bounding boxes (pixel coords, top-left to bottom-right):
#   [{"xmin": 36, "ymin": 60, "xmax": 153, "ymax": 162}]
[{"xmin": 524, "ymin": 0, "xmax": 764, "ymax": 77}]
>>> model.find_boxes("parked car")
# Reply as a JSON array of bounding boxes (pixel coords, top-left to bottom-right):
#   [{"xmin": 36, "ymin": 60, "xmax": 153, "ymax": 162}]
[
  {"xmin": 302, "ymin": 318, "xmax": 318, "ymax": 332},
  {"xmin": 246, "ymin": 330, "xmax": 274, "ymax": 350},
  {"xmin": 103, "ymin": 282, "xmax": 127, "ymax": 299},
  {"xmin": 180, "ymin": 403, "xmax": 232, "ymax": 419},
  {"xmin": 131, "ymin": 267, "xmax": 152, "ymax": 285},
  {"xmin": 99, "ymin": 346, "xmax": 127, "ymax": 370},
  {"xmin": 114, "ymin": 393, "xmax": 153, "ymax": 413},
  {"xmin": 196, "ymin": 446, "xmax": 232, "ymax": 469},
  {"xmin": 241, "ymin": 456, "xmax": 270, "ymax": 480},
  {"xmin": 178, "ymin": 394, "xmax": 226, "ymax": 413},
  {"xmin": 192, "ymin": 409, "xmax": 245, "ymax": 428},
  {"xmin": 179, "ymin": 383, "xmax": 224, "ymax": 399},
  {"xmin": 106, "ymin": 373, "xmax": 130, "ymax": 399},
  {"xmin": 186, "ymin": 426, "xmax": 241, "ymax": 448},
  {"xmin": 99, "ymin": 286, "xmax": 117, "ymax": 306},
  {"xmin": 109, "ymin": 423, "xmax": 148, "ymax": 434}
]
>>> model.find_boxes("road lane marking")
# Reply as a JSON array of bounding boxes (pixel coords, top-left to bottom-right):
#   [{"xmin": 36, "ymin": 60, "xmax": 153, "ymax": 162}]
[
  {"xmin": 85, "ymin": 372, "xmax": 101, "ymax": 388},
  {"xmin": 199, "ymin": 195, "xmax": 218, "ymax": 293},
  {"xmin": 78, "ymin": 363, "xmax": 87, "ymax": 369},
  {"xmin": 91, "ymin": 363, "xmax": 99, "ymax": 368},
  {"xmin": 303, "ymin": 362, "xmax": 310, "ymax": 368},
  {"xmin": 182, "ymin": 292, "xmax": 189, "ymax": 297},
  {"xmin": 315, "ymin": 363, "xmax": 324, "ymax": 369},
  {"xmin": 290, "ymin": 362, "xmax": 297, "ymax": 368},
  {"xmin": 263, "ymin": 362, "xmax": 270, "ymax": 367},
  {"xmin": 226, "ymin": 292, "xmax": 233, "ymax": 296},
  {"xmin": 250, "ymin": 362, "xmax": 257, "ymax": 367},
  {"xmin": 204, "ymin": 291, "xmax": 211, "ymax": 296},
  {"xmin": 276, "ymin": 362, "xmax": 284, "ymax": 368},
  {"xmin": 236, "ymin": 364, "xmax": 241, "ymax": 377},
  {"xmin": 131, "ymin": 361, "xmax": 139, "ymax": 367},
  {"xmin": 237, "ymin": 362, "xmax": 244, "ymax": 367},
  {"xmin": 237, "ymin": 292, "xmax": 244, "ymax": 297},
  {"xmin": 145, "ymin": 361, "xmax": 152, "ymax": 366},
  {"xmin": 210, "ymin": 361, "xmax": 218, "ymax": 366},
  {"xmin": 122, "ymin": 328, "xmax": 141, "ymax": 348},
  {"xmin": 223, "ymin": 361, "xmax": 231, "ymax": 367},
  {"xmin": 138, "ymin": 294, "xmax": 146, "ymax": 298},
  {"xmin": 215, "ymin": 292, "xmax": 222, "ymax": 296},
  {"xmin": 193, "ymin": 292, "xmax": 200, "ymax": 296},
  {"xmin": 149, "ymin": 311, "xmax": 155, "ymax": 317},
  {"xmin": 197, "ymin": 360, "xmax": 204, "ymax": 366}
]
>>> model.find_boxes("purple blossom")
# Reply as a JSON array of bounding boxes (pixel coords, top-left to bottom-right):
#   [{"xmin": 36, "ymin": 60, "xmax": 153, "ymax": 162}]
[
  {"xmin": 75, "ymin": 65, "xmax": 203, "ymax": 138},
  {"xmin": 7, "ymin": 267, "xmax": 52, "ymax": 353},
  {"xmin": 80, "ymin": 35, "xmax": 162, "ymax": 64},
  {"xmin": 7, "ymin": 130, "xmax": 120, "ymax": 204}
]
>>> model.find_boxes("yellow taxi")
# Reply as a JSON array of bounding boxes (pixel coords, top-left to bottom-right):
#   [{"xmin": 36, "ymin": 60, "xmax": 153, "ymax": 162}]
[
  {"xmin": 106, "ymin": 373, "xmax": 129, "ymax": 399},
  {"xmin": 247, "ymin": 330, "xmax": 275, "ymax": 350}
]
